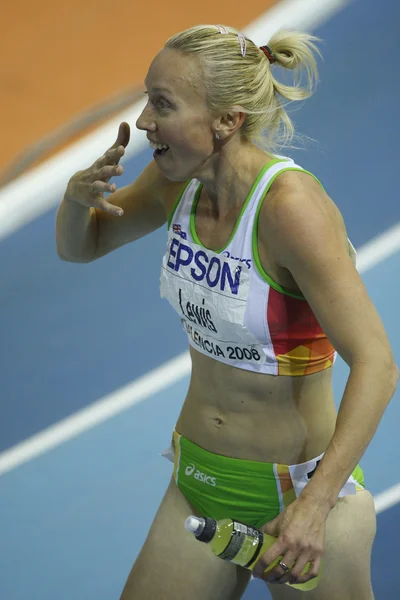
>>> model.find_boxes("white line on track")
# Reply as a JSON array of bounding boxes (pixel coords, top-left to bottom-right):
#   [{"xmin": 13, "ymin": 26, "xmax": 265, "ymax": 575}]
[
  {"xmin": 0, "ymin": 351, "xmax": 191, "ymax": 476},
  {"xmin": 374, "ymin": 483, "xmax": 400, "ymax": 514},
  {"xmin": 355, "ymin": 222, "xmax": 400, "ymax": 273}
]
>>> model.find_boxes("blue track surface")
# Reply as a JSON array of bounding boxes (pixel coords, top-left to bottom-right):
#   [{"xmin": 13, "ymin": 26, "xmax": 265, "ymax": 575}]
[{"xmin": 1, "ymin": 0, "xmax": 399, "ymax": 598}]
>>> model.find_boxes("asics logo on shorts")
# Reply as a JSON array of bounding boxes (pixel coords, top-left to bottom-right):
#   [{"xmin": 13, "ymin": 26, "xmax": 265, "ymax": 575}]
[
  {"xmin": 184, "ymin": 463, "xmax": 217, "ymax": 486},
  {"xmin": 185, "ymin": 463, "xmax": 196, "ymax": 476}
]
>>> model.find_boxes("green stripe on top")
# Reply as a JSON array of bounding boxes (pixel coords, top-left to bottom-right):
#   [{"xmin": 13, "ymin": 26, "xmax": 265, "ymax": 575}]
[
  {"xmin": 252, "ymin": 168, "xmax": 323, "ymax": 300},
  {"xmin": 167, "ymin": 179, "xmax": 192, "ymax": 229},
  {"xmin": 189, "ymin": 158, "xmax": 287, "ymax": 253}
]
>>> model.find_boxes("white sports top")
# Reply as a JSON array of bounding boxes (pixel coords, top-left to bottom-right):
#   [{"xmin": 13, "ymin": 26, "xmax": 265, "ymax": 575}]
[{"xmin": 160, "ymin": 156, "xmax": 345, "ymax": 376}]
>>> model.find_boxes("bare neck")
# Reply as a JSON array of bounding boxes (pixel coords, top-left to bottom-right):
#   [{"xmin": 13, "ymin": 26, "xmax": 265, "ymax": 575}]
[{"xmin": 196, "ymin": 141, "xmax": 273, "ymax": 217}]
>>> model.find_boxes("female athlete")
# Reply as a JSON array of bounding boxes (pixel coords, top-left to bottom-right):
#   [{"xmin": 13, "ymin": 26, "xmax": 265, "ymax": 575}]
[{"xmin": 56, "ymin": 24, "xmax": 398, "ymax": 600}]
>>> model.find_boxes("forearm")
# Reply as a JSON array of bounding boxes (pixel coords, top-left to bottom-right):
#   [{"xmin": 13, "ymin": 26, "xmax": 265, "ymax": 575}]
[
  {"xmin": 56, "ymin": 196, "xmax": 98, "ymax": 262},
  {"xmin": 302, "ymin": 358, "xmax": 398, "ymax": 508}
]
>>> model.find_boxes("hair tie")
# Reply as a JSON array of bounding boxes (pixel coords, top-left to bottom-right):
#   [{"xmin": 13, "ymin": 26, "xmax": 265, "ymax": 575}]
[{"xmin": 260, "ymin": 45, "xmax": 276, "ymax": 64}]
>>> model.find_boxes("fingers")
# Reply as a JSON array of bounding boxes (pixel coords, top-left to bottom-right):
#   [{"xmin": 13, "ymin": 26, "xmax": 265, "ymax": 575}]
[
  {"xmin": 87, "ymin": 164, "xmax": 123, "ymax": 198},
  {"xmin": 94, "ymin": 193, "xmax": 124, "ymax": 217},
  {"xmin": 252, "ymin": 533, "xmax": 321, "ymax": 586},
  {"xmin": 91, "ymin": 180, "xmax": 116, "ymax": 195},
  {"xmin": 100, "ymin": 201, "xmax": 124, "ymax": 217},
  {"xmin": 262, "ymin": 516, "xmax": 280, "ymax": 538},
  {"xmin": 253, "ymin": 539, "xmax": 285, "ymax": 579},
  {"xmin": 96, "ymin": 147, "xmax": 126, "ymax": 169},
  {"xmin": 290, "ymin": 556, "xmax": 321, "ymax": 585},
  {"xmin": 94, "ymin": 122, "xmax": 130, "ymax": 172},
  {"xmin": 90, "ymin": 175, "xmax": 124, "ymax": 216},
  {"xmin": 95, "ymin": 164, "xmax": 124, "ymax": 180},
  {"xmin": 273, "ymin": 551, "xmax": 298, "ymax": 583},
  {"xmin": 111, "ymin": 121, "xmax": 131, "ymax": 150},
  {"xmin": 74, "ymin": 161, "xmax": 123, "ymax": 210},
  {"xmin": 120, "ymin": 121, "xmax": 131, "ymax": 147},
  {"xmin": 255, "ymin": 549, "xmax": 321, "ymax": 586},
  {"xmin": 272, "ymin": 551, "xmax": 307, "ymax": 585}
]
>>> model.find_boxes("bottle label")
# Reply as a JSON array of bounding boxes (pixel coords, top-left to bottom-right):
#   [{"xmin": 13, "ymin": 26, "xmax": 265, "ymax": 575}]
[{"xmin": 218, "ymin": 521, "xmax": 263, "ymax": 565}]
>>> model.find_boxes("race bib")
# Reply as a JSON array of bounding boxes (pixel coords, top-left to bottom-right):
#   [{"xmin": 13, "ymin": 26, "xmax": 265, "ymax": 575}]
[{"xmin": 160, "ymin": 233, "xmax": 265, "ymax": 365}]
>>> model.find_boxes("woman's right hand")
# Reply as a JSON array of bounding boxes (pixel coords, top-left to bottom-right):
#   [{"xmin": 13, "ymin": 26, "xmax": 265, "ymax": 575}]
[{"xmin": 65, "ymin": 122, "xmax": 131, "ymax": 217}]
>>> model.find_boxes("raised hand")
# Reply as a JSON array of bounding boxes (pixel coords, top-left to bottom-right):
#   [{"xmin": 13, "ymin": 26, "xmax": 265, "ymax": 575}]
[{"xmin": 65, "ymin": 122, "xmax": 130, "ymax": 217}]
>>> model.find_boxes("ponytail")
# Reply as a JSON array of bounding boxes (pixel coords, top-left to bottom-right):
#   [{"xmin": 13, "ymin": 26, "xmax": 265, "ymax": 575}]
[{"xmin": 166, "ymin": 26, "xmax": 321, "ymax": 150}]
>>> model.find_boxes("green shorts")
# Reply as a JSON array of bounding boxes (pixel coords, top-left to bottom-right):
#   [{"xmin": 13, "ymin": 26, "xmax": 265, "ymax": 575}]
[{"xmin": 167, "ymin": 431, "xmax": 365, "ymax": 529}]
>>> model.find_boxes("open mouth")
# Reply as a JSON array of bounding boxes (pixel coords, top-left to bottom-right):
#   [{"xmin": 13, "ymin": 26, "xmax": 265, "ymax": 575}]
[
  {"xmin": 155, "ymin": 147, "xmax": 169, "ymax": 156},
  {"xmin": 149, "ymin": 141, "xmax": 170, "ymax": 156}
]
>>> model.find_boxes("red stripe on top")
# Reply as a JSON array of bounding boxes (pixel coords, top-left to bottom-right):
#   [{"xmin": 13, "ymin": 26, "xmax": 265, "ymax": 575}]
[{"xmin": 267, "ymin": 287, "xmax": 335, "ymax": 376}]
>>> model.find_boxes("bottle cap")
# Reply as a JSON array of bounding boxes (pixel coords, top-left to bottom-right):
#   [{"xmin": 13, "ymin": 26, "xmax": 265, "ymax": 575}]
[
  {"xmin": 184, "ymin": 515, "xmax": 216, "ymax": 542},
  {"xmin": 185, "ymin": 516, "xmax": 204, "ymax": 535}
]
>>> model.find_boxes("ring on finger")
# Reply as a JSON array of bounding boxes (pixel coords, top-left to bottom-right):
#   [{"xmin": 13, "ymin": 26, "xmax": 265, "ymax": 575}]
[{"xmin": 278, "ymin": 560, "xmax": 290, "ymax": 573}]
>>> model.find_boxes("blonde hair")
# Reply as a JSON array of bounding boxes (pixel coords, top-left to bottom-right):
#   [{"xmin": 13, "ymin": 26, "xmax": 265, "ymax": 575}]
[{"xmin": 165, "ymin": 25, "xmax": 321, "ymax": 150}]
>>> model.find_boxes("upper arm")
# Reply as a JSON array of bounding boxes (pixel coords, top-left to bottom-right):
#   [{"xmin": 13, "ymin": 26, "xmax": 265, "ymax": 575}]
[
  {"xmin": 93, "ymin": 160, "xmax": 186, "ymax": 259},
  {"xmin": 262, "ymin": 172, "xmax": 393, "ymax": 367}
]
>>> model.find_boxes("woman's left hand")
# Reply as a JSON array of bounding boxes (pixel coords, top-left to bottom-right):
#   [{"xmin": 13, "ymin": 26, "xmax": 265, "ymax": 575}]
[{"xmin": 252, "ymin": 494, "xmax": 332, "ymax": 586}]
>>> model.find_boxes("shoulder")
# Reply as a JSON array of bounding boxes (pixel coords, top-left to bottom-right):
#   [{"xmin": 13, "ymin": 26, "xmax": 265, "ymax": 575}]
[
  {"xmin": 256, "ymin": 169, "xmax": 395, "ymax": 371},
  {"xmin": 258, "ymin": 169, "xmax": 349, "ymax": 268}
]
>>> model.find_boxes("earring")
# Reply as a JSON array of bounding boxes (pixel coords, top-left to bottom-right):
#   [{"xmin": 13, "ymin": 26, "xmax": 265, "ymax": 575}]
[{"xmin": 216, "ymin": 133, "xmax": 221, "ymax": 140}]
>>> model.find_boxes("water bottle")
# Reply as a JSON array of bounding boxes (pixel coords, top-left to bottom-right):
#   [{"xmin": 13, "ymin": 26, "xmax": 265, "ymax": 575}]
[{"xmin": 185, "ymin": 515, "xmax": 322, "ymax": 591}]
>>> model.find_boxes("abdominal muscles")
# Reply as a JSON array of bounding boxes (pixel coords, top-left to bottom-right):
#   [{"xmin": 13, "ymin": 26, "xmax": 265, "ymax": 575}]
[{"xmin": 175, "ymin": 347, "xmax": 337, "ymax": 465}]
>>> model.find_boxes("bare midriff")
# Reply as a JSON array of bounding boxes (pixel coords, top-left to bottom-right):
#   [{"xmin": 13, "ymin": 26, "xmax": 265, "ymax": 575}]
[{"xmin": 175, "ymin": 346, "xmax": 337, "ymax": 465}]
